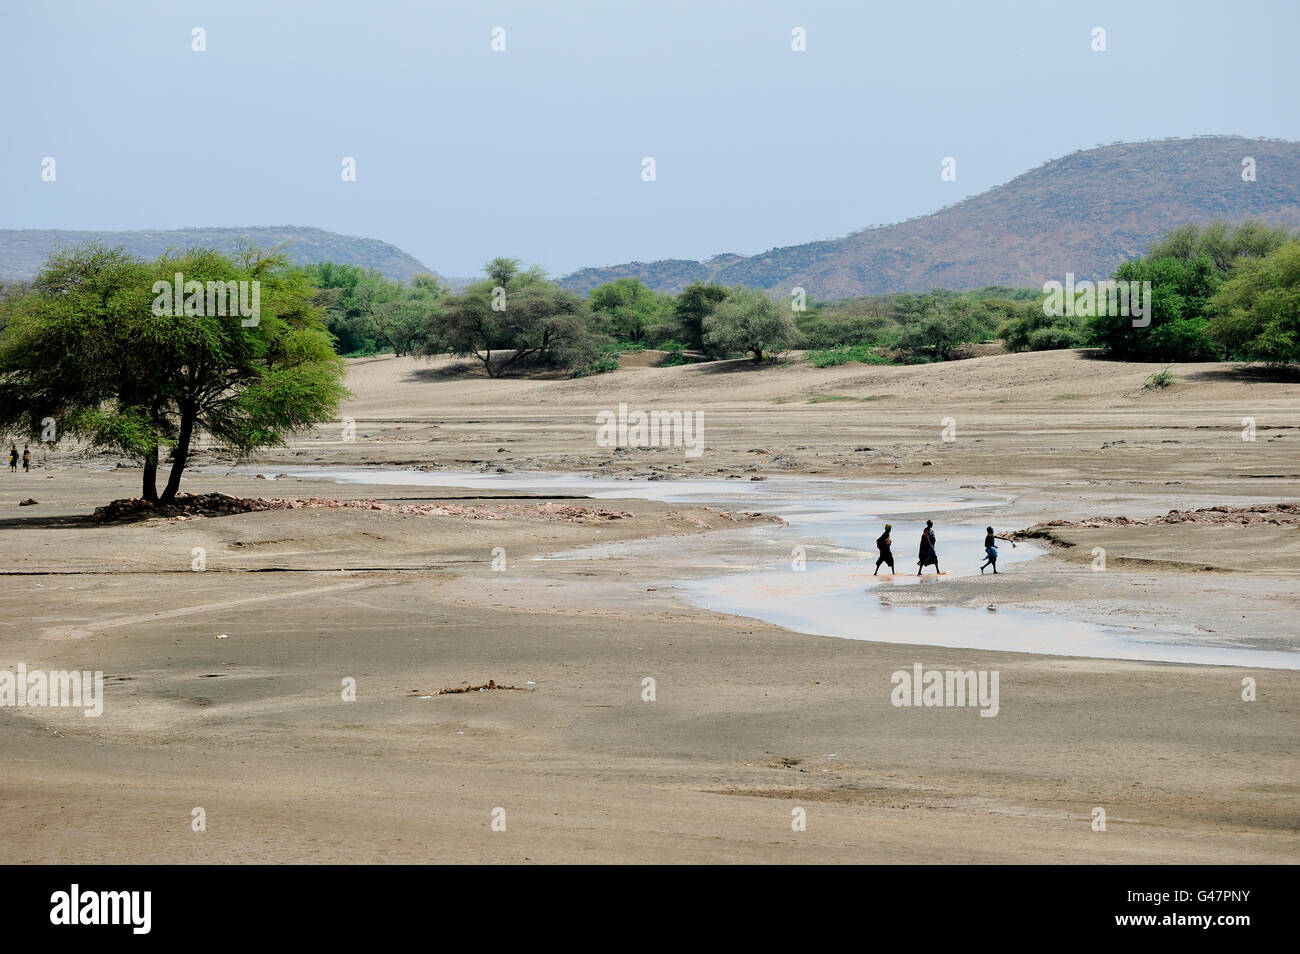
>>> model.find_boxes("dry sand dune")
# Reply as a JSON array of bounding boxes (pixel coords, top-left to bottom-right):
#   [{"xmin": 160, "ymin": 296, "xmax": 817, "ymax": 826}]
[{"xmin": 1, "ymin": 350, "xmax": 1297, "ymax": 863}]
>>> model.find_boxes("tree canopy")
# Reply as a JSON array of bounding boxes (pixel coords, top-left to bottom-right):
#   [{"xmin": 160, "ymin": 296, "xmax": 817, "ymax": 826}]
[
  {"xmin": 424, "ymin": 262, "xmax": 604, "ymax": 377},
  {"xmin": 1207, "ymin": 240, "xmax": 1300, "ymax": 365},
  {"xmin": 702, "ymin": 287, "xmax": 796, "ymax": 363},
  {"xmin": 0, "ymin": 243, "xmax": 349, "ymax": 502}
]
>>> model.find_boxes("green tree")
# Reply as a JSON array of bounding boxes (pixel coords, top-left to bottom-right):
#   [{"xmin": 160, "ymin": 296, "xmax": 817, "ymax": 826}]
[
  {"xmin": 673, "ymin": 282, "xmax": 729, "ymax": 352},
  {"xmin": 1090, "ymin": 222, "xmax": 1294, "ymax": 362},
  {"xmin": 307, "ymin": 262, "xmax": 388, "ymax": 354},
  {"xmin": 0, "ymin": 244, "xmax": 349, "ymax": 503},
  {"xmin": 1146, "ymin": 221, "xmax": 1292, "ymax": 273},
  {"xmin": 485, "ymin": 257, "xmax": 522, "ymax": 289},
  {"xmin": 369, "ymin": 273, "xmax": 444, "ymax": 356},
  {"xmin": 589, "ymin": 278, "xmax": 672, "ymax": 344},
  {"xmin": 702, "ymin": 287, "xmax": 795, "ymax": 363},
  {"xmin": 1207, "ymin": 240, "xmax": 1300, "ymax": 365},
  {"xmin": 1088, "ymin": 255, "xmax": 1221, "ymax": 360},
  {"xmin": 999, "ymin": 300, "xmax": 1084, "ymax": 352},
  {"xmin": 426, "ymin": 263, "xmax": 602, "ymax": 376}
]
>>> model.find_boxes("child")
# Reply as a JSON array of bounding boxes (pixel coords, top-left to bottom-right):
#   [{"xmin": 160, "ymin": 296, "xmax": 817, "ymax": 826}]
[{"xmin": 980, "ymin": 527, "xmax": 1016, "ymax": 574}]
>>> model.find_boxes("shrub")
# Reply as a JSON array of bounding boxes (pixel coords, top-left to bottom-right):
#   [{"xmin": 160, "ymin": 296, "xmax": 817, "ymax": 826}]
[
  {"xmin": 807, "ymin": 344, "xmax": 894, "ymax": 368},
  {"xmin": 1025, "ymin": 325, "xmax": 1083, "ymax": 351},
  {"xmin": 1143, "ymin": 368, "xmax": 1175, "ymax": 390},
  {"xmin": 570, "ymin": 353, "xmax": 621, "ymax": 378}
]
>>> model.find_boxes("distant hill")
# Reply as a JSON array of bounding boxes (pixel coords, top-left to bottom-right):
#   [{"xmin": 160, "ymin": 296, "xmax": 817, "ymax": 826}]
[
  {"xmin": 559, "ymin": 137, "xmax": 1300, "ymax": 299},
  {"xmin": 0, "ymin": 226, "xmax": 434, "ymax": 283}
]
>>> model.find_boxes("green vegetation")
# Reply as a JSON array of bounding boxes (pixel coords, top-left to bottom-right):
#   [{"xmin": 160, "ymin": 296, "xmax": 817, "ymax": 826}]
[
  {"xmin": 672, "ymin": 282, "xmax": 729, "ymax": 353},
  {"xmin": 1206, "ymin": 239, "xmax": 1300, "ymax": 366},
  {"xmin": 570, "ymin": 353, "xmax": 622, "ymax": 378},
  {"xmin": 1144, "ymin": 368, "xmax": 1176, "ymax": 390},
  {"xmin": 306, "ymin": 262, "xmax": 446, "ymax": 356},
  {"xmin": 1089, "ymin": 222, "xmax": 1295, "ymax": 362},
  {"xmin": 702, "ymin": 287, "xmax": 796, "ymax": 363},
  {"xmin": 423, "ymin": 257, "xmax": 604, "ymax": 378},
  {"xmin": 807, "ymin": 344, "xmax": 894, "ymax": 367},
  {"xmin": 0, "ymin": 243, "xmax": 348, "ymax": 502},
  {"xmin": 588, "ymin": 278, "xmax": 675, "ymax": 345}
]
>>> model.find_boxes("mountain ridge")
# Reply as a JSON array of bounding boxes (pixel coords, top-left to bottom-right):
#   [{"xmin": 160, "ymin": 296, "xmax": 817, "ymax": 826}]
[
  {"xmin": 0, "ymin": 226, "xmax": 434, "ymax": 283},
  {"xmin": 558, "ymin": 136, "xmax": 1300, "ymax": 299}
]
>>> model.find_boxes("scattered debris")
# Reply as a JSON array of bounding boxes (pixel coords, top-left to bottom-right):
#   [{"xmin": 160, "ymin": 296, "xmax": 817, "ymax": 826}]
[
  {"xmin": 90, "ymin": 492, "xmax": 635, "ymax": 524},
  {"xmin": 415, "ymin": 679, "xmax": 532, "ymax": 695},
  {"xmin": 699, "ymin": 506, "xmax": 788, "ymax": 526},
  {"xmin": 1021, "ymin": 503, "xmax": 1300, "ymax": 537}
]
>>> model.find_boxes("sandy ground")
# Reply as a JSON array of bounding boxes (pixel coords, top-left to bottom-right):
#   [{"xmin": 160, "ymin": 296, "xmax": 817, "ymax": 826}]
[{"xmin": 1, "ymin": 349, "xmax": 1297, "ymax": 863}]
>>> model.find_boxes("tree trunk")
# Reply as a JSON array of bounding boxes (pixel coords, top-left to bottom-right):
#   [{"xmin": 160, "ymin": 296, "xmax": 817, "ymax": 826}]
[
  {"xmin": 142, "ymin": 448, "xmax": 159, "ymax": 503},
  {"xmin": 159, "ymin": 407, "xmax": 195, "ymax": 503}
]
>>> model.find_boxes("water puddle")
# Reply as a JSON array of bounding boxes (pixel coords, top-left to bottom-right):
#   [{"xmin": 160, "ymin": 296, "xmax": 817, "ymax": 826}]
[{"xmin": 241, "ymin": 467, "xmax": 1298, "ymax": 670}]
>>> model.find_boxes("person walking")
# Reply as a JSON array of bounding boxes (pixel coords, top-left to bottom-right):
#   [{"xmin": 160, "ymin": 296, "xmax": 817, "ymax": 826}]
[
  {"xmin": 979, "ymin": 527, "xmax": 1016, "ymax": 574},
  {"xmin": 873, "ymin": 523, "xmax": 895, "ymax": 575},
  {"xmin": 8, "ymin": 444, "xmax": 16, "ymax": 473},
  {"xmin": 22, "ymin": 445, "xmax": 31, "ymax": 473},
  {"xmin": 917, "ymin": 520, "xmax": 940, "ymax": 575}
]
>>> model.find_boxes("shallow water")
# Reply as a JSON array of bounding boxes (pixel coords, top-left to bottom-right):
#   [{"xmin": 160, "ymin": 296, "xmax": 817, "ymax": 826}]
[{"xmin": 245, "ymin": 467, "xmax": 1299, "ymax": 670}]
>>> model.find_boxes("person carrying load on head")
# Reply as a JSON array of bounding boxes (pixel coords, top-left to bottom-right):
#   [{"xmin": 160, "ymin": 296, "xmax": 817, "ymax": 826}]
[{"xmin": 874, "ymin": 523, "xmax": 894, "ymax": 575}]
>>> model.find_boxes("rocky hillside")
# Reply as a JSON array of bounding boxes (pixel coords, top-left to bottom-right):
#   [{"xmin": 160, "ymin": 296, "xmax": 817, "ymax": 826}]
[
  {"xmin": 559, "ymin": 137, "xmax": 1300, "ymax": 299},
  {"xmin": 0, "ymin": 226, "xmax": 434, "ymax": 282}
]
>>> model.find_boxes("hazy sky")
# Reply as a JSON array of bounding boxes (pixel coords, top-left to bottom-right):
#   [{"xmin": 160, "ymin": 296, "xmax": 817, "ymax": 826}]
[{"xmin": 3, "ymin": 0, "xmax": 1297, "ymax": 278}]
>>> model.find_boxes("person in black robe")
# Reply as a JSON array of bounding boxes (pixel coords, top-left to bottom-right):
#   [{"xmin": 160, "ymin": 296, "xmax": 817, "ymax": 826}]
[
  {"xmin": 873, "ymin": 523, "xmax": 894, "ymax": 575},
  {"xmin": 917, "ymin": 520, "xmax": 939, "ymax": 575}
]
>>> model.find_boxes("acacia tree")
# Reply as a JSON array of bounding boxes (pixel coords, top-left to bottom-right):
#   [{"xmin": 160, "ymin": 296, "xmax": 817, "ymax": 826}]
[
  {"xmin": 673, "ymin": 282, "xmax": 728, "ymax": 352},
  {"xmin": 1207, "ymin": 240, "xmax": 1300, "ymax": 365},
  {"xmin": 368, "ymin": 272, "xmax": 444, "ymax": 356},
  {"xmin": 589, "ymin": 278, "xmax": 671, "ymax": 344},
  {"xmin": 702, "ymin": 287, "xmax": 795, "ymax": 363},
  {"xmin": 427, "ymin": 262, "xmax": 600, "ymax": 376},
  {"xmin": 0, "ymin": 243, "xmax": 349, "ymax": 503}
]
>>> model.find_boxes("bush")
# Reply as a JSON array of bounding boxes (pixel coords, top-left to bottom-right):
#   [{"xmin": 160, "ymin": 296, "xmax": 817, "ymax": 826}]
[
  {"xmin": 1025, "ymin": 325, "xmax": 1083, "ymax": 351},
  {"xmin": 1146, "ymin": 317, "xmax": 1221, "ymax": 361},
  {"xmin": 807, "ymin": 344, "xmax": 894, "ymax": 367},
  {"xmin": 796, "ymin": 313, "xmax": 901, "ymax": 350},
  {"xmin": 659, "ymin": 350, "xmax": 689, "ymax": 367},
  {"xmin": 1206, "ymin": 240, "xmax": 1300, "ymax": 365},
  {"xmin": 570, "ymin": 354, "xmax": 621, "ymax": 378},
  {"xmin": 896, "ymin": 311, "xmax": 991, "ymax": 362},
  {"xmin": 1144, "ymin": 368, "xmax": 1175, "ymax": 390}
]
